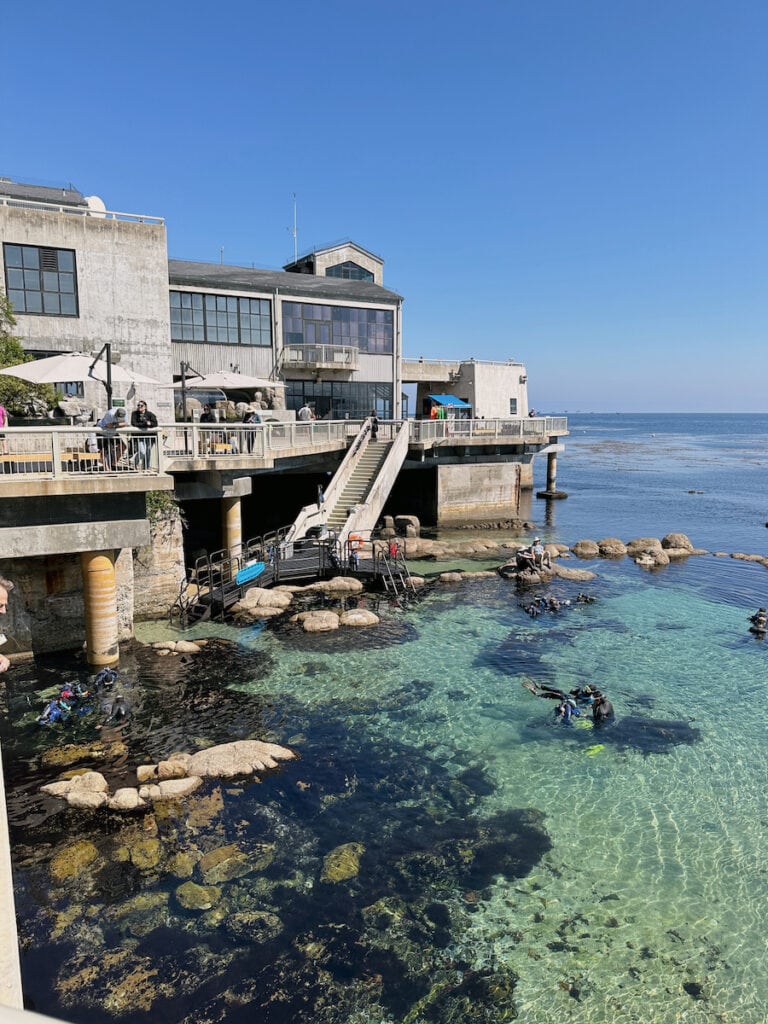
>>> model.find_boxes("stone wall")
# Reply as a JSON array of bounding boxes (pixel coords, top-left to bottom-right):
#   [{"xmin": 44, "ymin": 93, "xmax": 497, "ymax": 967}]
[
  {"xmin": 0, "ymin": 554, "xmax": 85, "ymax": 655},
  {"xmin": 132, "ymin": 514, "xmax": 186, "ymax": 620}
]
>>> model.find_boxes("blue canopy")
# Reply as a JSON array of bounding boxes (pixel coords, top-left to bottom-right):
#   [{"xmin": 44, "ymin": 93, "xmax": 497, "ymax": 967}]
[{"xmin": 428, "ymin": 394, "xmax": 472, "ymax": 408}]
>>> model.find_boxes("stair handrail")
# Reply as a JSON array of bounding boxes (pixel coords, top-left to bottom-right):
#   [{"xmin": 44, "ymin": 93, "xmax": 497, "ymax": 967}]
[
  {"xmin": 285, "ymin": 418, "xmax": 373, "ymax": 544},
  {"xmin": 337, "ymin": 421, "xmax": 410, "ymax": 545}
]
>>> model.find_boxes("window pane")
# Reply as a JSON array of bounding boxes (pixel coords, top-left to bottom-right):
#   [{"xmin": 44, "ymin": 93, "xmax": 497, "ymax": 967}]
[
  {"xmin": 57, "ymin": 250, "xmax": 74, "ymax": 271},
  {"xmin": 4, "ymin": 245, "xmax": 23, "ymax": 267},
  {"xmin": 43, "ymin": 292, "xmax": 60, "ymax": 314},
  {"xmin": 24, "ymin": 269, "xmax": 40, "ymax": 289},
  {"xmin": 7, "ymin": 268, "xmax": 24, "ymax": 289},
  {"xmin": 60, "ymin": 293, "xmax": 76, "ymax": 315},
  {"xmin": 43, "ymin": 271, "xmax": 59, "ymax": 291},
  {"xmin": 22, "ymin": 247, "xmax": 39, "ymax": 268},
  {"xmin": 59, "ymin": 272, "xmax": 75, "ymax": 293},
  {"xmin": 8, "ymin": 290, "xmax": 26, "ymax": 310}
]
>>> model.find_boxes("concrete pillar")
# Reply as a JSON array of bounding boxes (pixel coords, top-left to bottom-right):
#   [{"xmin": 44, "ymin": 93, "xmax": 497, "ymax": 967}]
[
  {"xmin": 80, "ymin": 551, "xmax": 119, "ymax": 666},
  {"xmin": 546, "ymin": 451, "xmax": 557, "ymax": 492},
  {"xmin": 222, "ymin": 496, "xmax": 242, "ymax": 557}
]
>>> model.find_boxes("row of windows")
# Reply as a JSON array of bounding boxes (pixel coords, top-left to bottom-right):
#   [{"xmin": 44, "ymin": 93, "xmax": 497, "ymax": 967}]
[
  {"xmin": 170, "ymin": 291, "xmax": 272, "ymax": 346},
  {"xmin": 282, "ymin": 302, "xmax": 393, "ymax": 354},
  {"xmin": 286, "ymin": 380, "xmax": 393, "ymax": 420},
  {"xmin": 3, "ymin": 244, "xmax": 78, "ymax": 316},
  {"xmin": 1, "ymin": 249, "xmax": 393, "ymax": 358}
]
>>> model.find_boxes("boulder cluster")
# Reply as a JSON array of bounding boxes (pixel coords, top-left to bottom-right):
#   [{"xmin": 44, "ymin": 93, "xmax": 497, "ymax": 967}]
[
  {"xmin": 40, "ymin": 739, "xmax": 296, "ymax": 812},
  {"xmin": 230, "ymin": 577, "xmax": 427, "ymax": 632}
]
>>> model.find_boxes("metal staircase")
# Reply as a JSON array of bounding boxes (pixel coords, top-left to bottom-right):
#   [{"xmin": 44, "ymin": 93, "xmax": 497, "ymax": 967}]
[{"xmin": 325, "ymin": 440, "xmax": 394, "ymax": 534}]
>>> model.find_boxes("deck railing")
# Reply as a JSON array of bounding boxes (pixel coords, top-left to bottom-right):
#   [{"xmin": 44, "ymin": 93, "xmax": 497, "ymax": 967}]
[{"xmin": 0, "ymin": 417, "xmax": 567, "ymax": 482}]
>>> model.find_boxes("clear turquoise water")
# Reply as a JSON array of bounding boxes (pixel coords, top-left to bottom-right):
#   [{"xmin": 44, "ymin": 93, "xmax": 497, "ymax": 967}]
[
  {"xmin": 204, "ymin": 553, "xmax": 768, "ymax": 1023},
  {"xmin": 7, "ymin": 413, "xmax": 768, "ymax": 1023}
]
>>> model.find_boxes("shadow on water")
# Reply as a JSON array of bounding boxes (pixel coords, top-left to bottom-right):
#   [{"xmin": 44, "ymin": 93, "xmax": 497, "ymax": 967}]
[{"xmin": 6, "ymin": 644, "xmax": 552, "ymax": 1024}]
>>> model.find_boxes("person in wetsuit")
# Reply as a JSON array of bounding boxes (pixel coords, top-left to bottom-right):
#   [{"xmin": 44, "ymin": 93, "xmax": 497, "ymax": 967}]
[{"xmin": 592, "ymin": 693, "xmax": 615, "ymax": 723}]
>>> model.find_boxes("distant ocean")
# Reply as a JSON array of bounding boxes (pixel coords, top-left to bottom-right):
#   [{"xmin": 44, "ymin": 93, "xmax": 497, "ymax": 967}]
[{"xmin": 6, "ymin": 411, "xmax": 768, "ymax": 1024}]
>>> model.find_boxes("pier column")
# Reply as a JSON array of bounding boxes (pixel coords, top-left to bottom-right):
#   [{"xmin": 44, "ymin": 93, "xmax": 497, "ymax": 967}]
[
  {"xmin": 535, "ymin": 443, "xmax": 568, "ymax": 500},
  {"xmin": 0, "ymin": 746, "xmax": 22, "ymax": 1008},
  {"xmin": 80, "ymin": 550, "xmax": 119, "ymax": 666},
  {"xmin": 546, "ymin": 451, "xmax": 557, "ymax": 492},
  {"xmin": 222, "ymin": 496, "xmax": 242, "ymax": 557}
]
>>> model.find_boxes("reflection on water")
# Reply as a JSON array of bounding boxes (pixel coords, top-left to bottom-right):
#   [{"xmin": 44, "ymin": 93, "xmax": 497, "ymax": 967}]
[{"xmin": 4, "ymin": 550, "xmax": 768, "ymax": 1023}]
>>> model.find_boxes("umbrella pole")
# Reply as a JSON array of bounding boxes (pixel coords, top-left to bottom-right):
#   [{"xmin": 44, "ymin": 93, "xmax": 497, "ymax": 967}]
[{"xmin": 89, "ymin": 343, "xmax": 113, "ymax": 408}]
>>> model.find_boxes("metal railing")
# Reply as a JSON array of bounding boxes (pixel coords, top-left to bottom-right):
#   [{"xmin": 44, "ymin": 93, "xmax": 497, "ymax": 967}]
[
  {"xmin": 0, "ymin": 417, "xmax": 567, "ymax": 482},
  {"xmin": 409, "ymin": 416, "xmax": 567, "ymax": 442},
  {"xmin": 0, "ymin": 426, "xmax": 162, "ymax": 478},
  {"xmin": 280, "ymin": 343, "xmax": 359, "ymax": 370},
  {"xmin": 0, "ymin": 194, "xmax": 164, "ymax": 224}
]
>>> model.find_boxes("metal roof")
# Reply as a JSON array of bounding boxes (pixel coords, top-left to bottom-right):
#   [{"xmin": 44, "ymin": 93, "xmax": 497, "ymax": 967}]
[
  {"xmin": 428, "ymin": 394, "xmax": 472, "ymax": 407},
  {"xmin": 168, "ymin": 259, "xmax": 403, "ymax": 304},
  {"xmin": 0, "ymin": 178, "xmax": 87, "ymax": 206}
]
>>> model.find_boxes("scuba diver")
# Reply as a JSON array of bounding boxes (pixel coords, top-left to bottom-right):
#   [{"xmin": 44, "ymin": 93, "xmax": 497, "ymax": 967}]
[
  {"xmin": 95, "ymin": 694, "xmax": 130, "ymax": 730},
  {"xmin": 37, "ymin": 696, "xmax": 72, "ymax": 726},
  {"xmin": 92, "ymin": 667, "xmax": 119, "ymax": 691},
  {"xmin": 554, "ymin": 698, "xmax": 580, "ymax": 724},
  {"xmin": 576, "ymin": 592, "xmax": 596, "ymax": 604},
  {"xmin": 592, "ymin": 693, "xmax": 615, "ymax": 724},
  {"xmin": 523, "ymin": 680, "xmax": 601, "ymax": 707},
  {"xmin": 59, "ymin": 681, "xmax": 91, "ymax": 703},
  {"xmin": 748, "ymin": 608, "xmax": 767, "ymax": 634}
]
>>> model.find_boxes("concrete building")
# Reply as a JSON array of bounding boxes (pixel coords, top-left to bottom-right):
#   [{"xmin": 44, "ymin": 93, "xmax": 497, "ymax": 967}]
[
  {"xmin": 0, "ymin": 178, "xmax": 174, "ymax": 421},
  {"xmin": 169, "ymin": 245, "xmax": 403, "ymax": 420},
  {"xmin": 1, "ymin": 182, "xmax": 404, "ymax": 423},
  {"xmin": 403, "ymin": 357, "xmax": 530, "ymax": 420}
]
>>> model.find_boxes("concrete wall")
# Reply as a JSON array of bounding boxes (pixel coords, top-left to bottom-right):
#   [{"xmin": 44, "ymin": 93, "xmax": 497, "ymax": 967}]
[
  {"xmin": 0, "ymin": 205, "xmax": 174, "ymax": 420},
  {"xmin": 436, "ymin": 461, "xmax": 521, "ymax": 524}
]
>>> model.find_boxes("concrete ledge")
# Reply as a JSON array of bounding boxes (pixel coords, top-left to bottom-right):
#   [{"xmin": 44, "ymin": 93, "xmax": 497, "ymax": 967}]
[
  {"xmin": 0, "ymin": 519, "xmax": 151, "ymax": 558},
  {"xmin": 0, "ymin": 474, "xmax": 174, "ymax": 499}
]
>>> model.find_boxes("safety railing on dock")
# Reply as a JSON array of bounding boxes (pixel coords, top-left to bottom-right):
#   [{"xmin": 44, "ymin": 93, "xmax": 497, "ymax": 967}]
[{"xmin": 0, "ymin": 416, "xmax": 567, "ymax": 482}]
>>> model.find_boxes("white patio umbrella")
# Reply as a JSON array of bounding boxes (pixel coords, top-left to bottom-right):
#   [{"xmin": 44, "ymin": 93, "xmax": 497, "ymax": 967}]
[
  {"xmin": 0, "ymin": 351, "xmax": 159, "ymax": 387},
  {"xmin": 177, "ymin": 371, "xmax": 284, "ymax": 390}
]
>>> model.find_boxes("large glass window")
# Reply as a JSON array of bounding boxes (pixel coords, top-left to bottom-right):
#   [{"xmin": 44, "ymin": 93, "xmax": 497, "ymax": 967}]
[
  {"xmin": 3, "ymin": 244, "xmax": 78, "ymax": 316},
  {"xmin": 170, "ymin": 291, "xmax": 272, "ymax": 346},
  {"xmin": 325, "ymin": 261, "xmax": 374, "ymax": 282},
  {"xmin": 286, "ymin": 380, "xmax": 393, "ymax": 420},
  {"xmin": 282, "ymin": 301, "xmax": 393, "ymax": 354}
]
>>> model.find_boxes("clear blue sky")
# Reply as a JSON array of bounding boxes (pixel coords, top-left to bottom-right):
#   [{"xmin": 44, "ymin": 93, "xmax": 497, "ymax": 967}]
[{"xmin": 4, "ymin": 0, "xmax": 766, "ymax": 412}]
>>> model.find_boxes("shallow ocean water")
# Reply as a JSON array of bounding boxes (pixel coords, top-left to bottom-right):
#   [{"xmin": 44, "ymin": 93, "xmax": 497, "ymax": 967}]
[{"xmin": 4, "ymin": 413, "xmax": 768, "ymax": 1023}]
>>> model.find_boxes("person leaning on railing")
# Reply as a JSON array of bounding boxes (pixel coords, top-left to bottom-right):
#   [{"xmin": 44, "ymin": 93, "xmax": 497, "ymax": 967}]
[{"xmin": 130, "ymin": 400, "xmax": 158, "ymax": 469}]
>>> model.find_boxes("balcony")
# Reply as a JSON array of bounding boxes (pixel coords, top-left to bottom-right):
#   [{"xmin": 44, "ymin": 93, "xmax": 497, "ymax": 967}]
[{"xmin": 281, "ymin": 343, "xmax": 359, "ymax": 372}]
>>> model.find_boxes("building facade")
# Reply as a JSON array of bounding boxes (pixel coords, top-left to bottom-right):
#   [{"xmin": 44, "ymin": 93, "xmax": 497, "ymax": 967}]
[{"xmin": 0, "ymin": 179, "xmax": 403, "ymax": 421}]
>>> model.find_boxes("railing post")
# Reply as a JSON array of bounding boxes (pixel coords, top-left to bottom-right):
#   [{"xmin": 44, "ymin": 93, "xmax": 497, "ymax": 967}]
[{"xmin": 50, "ymin": 430, "xmax": 62, "ymax": 479}]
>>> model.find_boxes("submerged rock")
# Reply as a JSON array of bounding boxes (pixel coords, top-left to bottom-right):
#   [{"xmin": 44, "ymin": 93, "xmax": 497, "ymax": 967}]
[
  {"xmin": 175, "ymin": 880, "xmax": 221, "ymax": 911},
  {"xmin": 321, "ymin": 842, "xmax": 365, "ymax": 883},
  {"xmin": 50, "ymin": 840, "xmax": 99, "ymax": 882}
]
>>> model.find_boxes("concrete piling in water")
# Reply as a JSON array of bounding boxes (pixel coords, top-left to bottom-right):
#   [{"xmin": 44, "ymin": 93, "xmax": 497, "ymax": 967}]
[
  {"xmin": 80, "ymin": 551, "xmax": 119, "ymax": 666},
  {"xmin": 222, "ymin": 496, "xmax": 242, "ymax": 558}
]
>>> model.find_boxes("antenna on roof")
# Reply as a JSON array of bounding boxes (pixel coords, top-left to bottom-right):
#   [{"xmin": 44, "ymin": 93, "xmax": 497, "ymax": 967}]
[
  {"xmin": 288, "ymin": 192, "xmax": 298, "ymax": 262},
  {"xmin": 220, "ymin": 246, "xmax": 224, "ymax": 264}
]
